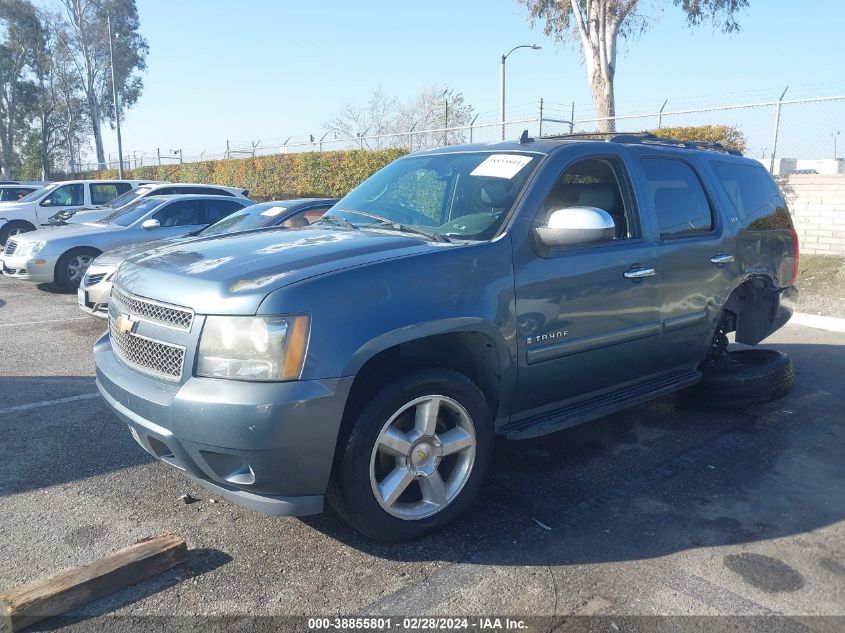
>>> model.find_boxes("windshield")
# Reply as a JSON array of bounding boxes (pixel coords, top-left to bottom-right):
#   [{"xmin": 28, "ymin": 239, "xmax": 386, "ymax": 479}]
[
  {"xmin": 104, "ymin": 184, "xmax": 152, "ymax": 210},
  {"xmin": 323, "ymin": 151, "xmax": 538, "ymax": 241},
  {"xmin": 18, "ymin": 183, "xmax": 58, "ymax": 203},
  {"xmin": 199, "ymin": 202, "xmax": 284, "ymax": 237},
  {"xmin": 99, "ymin": 197, "xmax": 164, "ymax": 226}
]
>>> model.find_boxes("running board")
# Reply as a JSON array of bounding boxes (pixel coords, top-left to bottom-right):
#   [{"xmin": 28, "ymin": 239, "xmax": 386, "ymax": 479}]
[{"xmin": 500, "ymin": 370, "xmax": 701, "ymax": 439}]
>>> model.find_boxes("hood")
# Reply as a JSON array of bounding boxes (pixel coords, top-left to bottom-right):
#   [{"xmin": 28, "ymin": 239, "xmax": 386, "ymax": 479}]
[
  {"xmin": 16, "ymin": 222, "xmax": 119, "ymax": 245},
  {"xmin": 115, "ymin": 226, "xmax": 457, "ymax": 315},
  {"xmin": 96, "ymin": 235, "xmax": 185, "ymax": 266},
  {"xmin": 0, "ymin": 200, "xmax": 33, "ymax": 212}
]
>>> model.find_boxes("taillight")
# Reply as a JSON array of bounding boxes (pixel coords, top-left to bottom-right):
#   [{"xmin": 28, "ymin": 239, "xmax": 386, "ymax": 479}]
[{"xmin": 790, "ymin": 227, "xmax": 800, "ymax": 286}]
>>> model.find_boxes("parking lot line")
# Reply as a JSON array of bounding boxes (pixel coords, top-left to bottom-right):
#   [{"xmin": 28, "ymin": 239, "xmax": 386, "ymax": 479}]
[
  {"xmin": 0, "ymin": 316, "xmax": 88, "ymax": 327},
  {"xmin": 0, "ymin": 393, "xmax": 100, "ymax": 415}
]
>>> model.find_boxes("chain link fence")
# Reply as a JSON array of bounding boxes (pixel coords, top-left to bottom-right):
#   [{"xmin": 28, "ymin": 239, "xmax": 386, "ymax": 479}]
[{"xmin": 82, "ymin": 94, "xmax": 845, "ymax": 175}]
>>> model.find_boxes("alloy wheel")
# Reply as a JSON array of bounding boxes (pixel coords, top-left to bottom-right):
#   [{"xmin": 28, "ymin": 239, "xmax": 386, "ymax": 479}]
[
  {"xmin": 369, "ymin": 394, "xmax": 476, "ymax": 520},
  {"xmin": 67, "ymin": 255, "xmax": 94, "ymax": 284}
]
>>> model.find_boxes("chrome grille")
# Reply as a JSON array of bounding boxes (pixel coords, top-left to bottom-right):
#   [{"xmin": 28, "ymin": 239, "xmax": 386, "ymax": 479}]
[
  {"xmin": 110, "ymin": 285, "xmax": 194, "ymax": 331},
  {"xmin": 83, "ymin": 272, "xmax": 107, "ymax": 286},
  {"xmin": 108, "ymin": 316, "xmax": 185, "ymax": 381},
  {"xmin": 4, "ymin": 240, "xmax": 18, "ymax": 256}
]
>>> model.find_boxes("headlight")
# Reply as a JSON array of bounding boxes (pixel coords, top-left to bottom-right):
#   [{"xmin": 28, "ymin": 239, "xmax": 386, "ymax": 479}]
[
  {"xmin": 15, "ymin": 240, "xmax": 45, "ymax": 257},
  {"xmin": 197, "ymin": 315, "xmax": 310, "ymax": 381}
]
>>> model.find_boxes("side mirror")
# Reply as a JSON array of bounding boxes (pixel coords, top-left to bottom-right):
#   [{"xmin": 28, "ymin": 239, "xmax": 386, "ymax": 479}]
[
  {"xmin": 142, "ymin": 219, "xmax": 161, "ymax": 230},
  {"xmin": 41, "ymin": 199, "xmax": 52, "ymax": 206},
  {"xmin": 534, "ymin": 206, "xmax": 615, "ymax": 248}
]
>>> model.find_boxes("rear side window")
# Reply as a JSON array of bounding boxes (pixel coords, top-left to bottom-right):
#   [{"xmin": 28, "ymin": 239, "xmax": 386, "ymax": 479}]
[
  {"xmin": 201, "ymin": 199, "xmax": 245, "ymax": 223},
  {"xmin": 91, "ymin": 182, "xmax": 132, "ymax": 205},
  {"xmin": 641, "ymin": 158, "xmax": 714, "ymax": 238},
  {"xmin": 710, "ymin": 161, "xmax": 792, "ymax": 230}
]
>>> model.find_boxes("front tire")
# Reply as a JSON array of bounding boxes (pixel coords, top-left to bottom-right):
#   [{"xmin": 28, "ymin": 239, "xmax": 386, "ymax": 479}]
[
  {"xmin": 55, "ymin": 247, "xmax": 100, "ymax": 289},
  {"xmin": 0, "ymin": 221, "xmax": 36, "ymax": 246},
  {"xmin": 329, "ymin": 368, "xmax": 493, "ymax": 541}
]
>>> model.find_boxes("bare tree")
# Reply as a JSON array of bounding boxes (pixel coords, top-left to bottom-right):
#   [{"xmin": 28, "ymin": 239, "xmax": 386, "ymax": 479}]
[
  {"xmin": 517, "ymin": 0, "xmax": 749, "ymax": 131},
  {"xmin": 59, "ymin": 0, "xmax": 147, "ymax": 169},
  {"xmin": 323, "ymin": 84, "xmax": 475, "ymax": 150}
]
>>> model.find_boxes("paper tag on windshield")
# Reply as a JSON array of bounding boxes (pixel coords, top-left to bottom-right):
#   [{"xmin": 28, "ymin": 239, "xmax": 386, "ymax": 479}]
[
  {"xmin": 470, "ymin": 154, "xmax": 533, "ymax": 179},
  {"xmin": 260, "ymin": 206, "xmax": 288, "ymax": 217}
]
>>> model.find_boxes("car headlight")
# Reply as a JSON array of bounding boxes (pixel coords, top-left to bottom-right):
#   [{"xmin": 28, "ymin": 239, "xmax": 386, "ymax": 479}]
[
  {"xmin": 197, "ymin": 315, "xmax": 310, "ymax": 381},
  {"xmin": 15, "ymin": 240, "xmax": 45, "ymax": 257}
]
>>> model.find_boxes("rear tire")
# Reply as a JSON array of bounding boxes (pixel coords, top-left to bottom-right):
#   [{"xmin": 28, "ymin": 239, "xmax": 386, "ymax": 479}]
[
  {"xmin": 685, "ymin": 348, "xmax": 795, "ymax": 408},
  {"xmin": 55, "ymin": 247, "xmax": 100, "ymax": 289},
  {"xmin": 328, "ymin": 367, "xmax": 493, "ymax": 542}
]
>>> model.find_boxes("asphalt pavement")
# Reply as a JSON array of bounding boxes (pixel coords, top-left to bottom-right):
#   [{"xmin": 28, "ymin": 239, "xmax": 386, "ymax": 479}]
[{"xmin": 1, "ymin": 275, "xmax": 843, "ymax": 632}]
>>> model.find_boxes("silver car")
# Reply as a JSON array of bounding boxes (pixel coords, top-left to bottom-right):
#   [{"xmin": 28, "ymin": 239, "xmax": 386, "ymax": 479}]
[
  {"xmin": 1, "ymin": 195, "xmax": 252, "ymax": 288},
  {"xmin": 79, "ymin": 198, "xmax": 336, "ymax": 318}
]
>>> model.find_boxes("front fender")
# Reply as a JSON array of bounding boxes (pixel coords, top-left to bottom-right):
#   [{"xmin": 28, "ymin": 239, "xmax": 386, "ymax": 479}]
[{"xmin": 256, "ymin": 237, "xmax": 517, "ymax": 383}]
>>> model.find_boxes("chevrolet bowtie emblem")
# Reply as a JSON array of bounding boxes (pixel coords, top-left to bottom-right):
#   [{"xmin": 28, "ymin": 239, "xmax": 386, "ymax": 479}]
[
  {"xmin": 416, "ymin": 449, "xmax": 426, "ymax": 460},
  {"xmin": 115, "ymin": 313, "xmax": 137, "ymax": 334}
]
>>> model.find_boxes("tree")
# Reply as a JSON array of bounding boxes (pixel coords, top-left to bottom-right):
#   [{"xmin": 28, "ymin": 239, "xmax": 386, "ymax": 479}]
[
  {"xmin": 0, "ymin": 0, "xmax": 43, "ymax": 178},
  {"xmin": 59, "ymin": 0, "xmax": 147, "ymax": 169},
  {"xmin": 323, "ymin": 84, "xmax": 475, "ymax": 151},
  {"xmin": 517, "ymin": 0, "xmax": 749, "ymax": 131}
]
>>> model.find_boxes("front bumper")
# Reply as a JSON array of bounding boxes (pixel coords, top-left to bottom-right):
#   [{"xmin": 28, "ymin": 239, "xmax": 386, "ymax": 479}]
[
  {"xmin": 94, "ymin": 332, "xmax": 354, "ymax": 516},
  {"xmin": 78, "ymin": 275, "xmax": 113, "ymax": 318},
  {"xmin": 1, "ymin": 253, "xmax": 56, "ymax": 283}
]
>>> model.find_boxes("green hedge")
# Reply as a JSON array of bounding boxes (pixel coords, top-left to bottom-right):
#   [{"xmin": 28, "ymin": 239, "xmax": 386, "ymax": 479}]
[
  {"xmin": 648, "ymin": 125, "xmax": 747, "ymax": 153},
  {"xmin": 73, "ymin": 147, "xmax": 408, "ymax": 201}
]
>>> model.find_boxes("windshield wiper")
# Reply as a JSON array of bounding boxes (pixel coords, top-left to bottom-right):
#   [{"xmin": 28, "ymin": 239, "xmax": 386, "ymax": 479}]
[
  {"xmin": 312, "ymin": 216, "xmax": 357, "ymax": 230},
  {"xmin": 338, "ymin": 208, "xmax": 450, "ymax": 243}
]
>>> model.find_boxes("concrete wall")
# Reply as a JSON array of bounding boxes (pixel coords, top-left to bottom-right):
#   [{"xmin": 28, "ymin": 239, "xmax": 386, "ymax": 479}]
[{"xmin": 779, "ymin": 174, "xmax": 845, "ymax": 255}]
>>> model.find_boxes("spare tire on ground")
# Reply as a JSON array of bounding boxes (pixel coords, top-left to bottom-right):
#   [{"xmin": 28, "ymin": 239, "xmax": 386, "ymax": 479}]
[{"xmin": 683, "ymin": 348, "xmax": 795, "ymax": 408}]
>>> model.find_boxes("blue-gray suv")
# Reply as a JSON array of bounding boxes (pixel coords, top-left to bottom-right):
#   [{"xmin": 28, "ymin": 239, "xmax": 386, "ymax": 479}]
[{"xmin": 94, "ymin": 133, "xmax": 799, "ymax": 541}]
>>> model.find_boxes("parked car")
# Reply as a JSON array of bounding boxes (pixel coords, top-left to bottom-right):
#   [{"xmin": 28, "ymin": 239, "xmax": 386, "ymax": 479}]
[
  {"xmin": 50, "ymin": 182, "xmax": 252, "ymax": 225},
  {"xmin": 0, "ymin": 180, "xmax": 153, "ymax": 244},
  {"xmin": 94, "ymin": 133, "xmax": 798, "ymax": 541},
  {"xmin": 79, "ymin": 198, "xmax": 336, "ymax": 318},
  {"xmin": 2, "ymin": 194, "xmax": 252, "ymax": 288},
  {"xmin": 0, "ymin": 184, "xmax": 44, "ymax": 202}
]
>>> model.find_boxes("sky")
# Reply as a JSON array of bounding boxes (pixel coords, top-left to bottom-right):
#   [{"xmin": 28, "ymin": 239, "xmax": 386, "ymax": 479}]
[{"xmin": 95, "ymin": 0, "xmax": 845, "ymax": 163}]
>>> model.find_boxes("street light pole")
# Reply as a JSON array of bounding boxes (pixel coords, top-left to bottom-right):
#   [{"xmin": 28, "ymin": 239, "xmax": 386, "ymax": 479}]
[
  {"xmin": 107, "ymin": 13, "xmax": 124, "ymax": 178},
  {"xmin": 500, "ymin": 44, "xmax": 541, "ymax": 141},
  {"xmin": 833, "ymin": 131, "xmax": 840, "ymax": 160}
]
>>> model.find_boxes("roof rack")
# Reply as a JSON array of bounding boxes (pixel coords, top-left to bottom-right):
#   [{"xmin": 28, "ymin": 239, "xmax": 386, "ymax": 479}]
[{"xmin": 539, "ymin": 131, "xmax": 743, "ymax": 156}]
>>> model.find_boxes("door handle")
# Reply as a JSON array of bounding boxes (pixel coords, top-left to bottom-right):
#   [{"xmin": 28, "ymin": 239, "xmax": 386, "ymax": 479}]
[
  {"xmin": 710, "ymin": 253, "xmax": 735, "ymax": 266},
  {"xmin": 623, "ymin": 267, "xmax": 656, "ymax": 280}
]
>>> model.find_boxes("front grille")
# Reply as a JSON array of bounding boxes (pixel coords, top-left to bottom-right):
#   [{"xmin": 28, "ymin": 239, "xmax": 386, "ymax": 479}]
[
  {"xmin": 4, "ymin": 240, "xmax": 18, "ymax": 256},
  {"xmin": 83, "ymin": 272, "xmax": 107, "ymax": 286},
  {"xmin": 110, "ymin": 285, "xmax": 194, "ymax": 331},
  {"xmin": 109, "ymin": 316, "xmax": 185, "ymax": 381}
]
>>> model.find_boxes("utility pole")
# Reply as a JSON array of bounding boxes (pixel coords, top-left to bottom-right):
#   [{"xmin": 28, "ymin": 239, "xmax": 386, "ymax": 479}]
[
  {"xmin": 443, "ymin": 89, "xmax": 449, "ymax": 146},
  {"xmin": 107, "ymin": 14, "xmax": 124, "ymax": 178}
]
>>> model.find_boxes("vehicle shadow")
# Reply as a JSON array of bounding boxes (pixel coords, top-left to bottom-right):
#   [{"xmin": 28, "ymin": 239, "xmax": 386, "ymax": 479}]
[
  {"xmin": 303, "ymin": 341, "xmax": 845, "ymax": 569},
  {"xmin": 35, "ymin": 282, "xmax": 74, "ymax": 295},
  {"xmin": 0, "ymin": 376, "xmax": 151, "ymax": 497},
  {"xmin": 3, "ymin": 341, "xmax": 842, "ymax": 574}
]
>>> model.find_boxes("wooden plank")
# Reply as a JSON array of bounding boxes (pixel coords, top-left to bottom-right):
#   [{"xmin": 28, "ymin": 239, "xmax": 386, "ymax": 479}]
[{"xmin": 0, "ymin": 533, "xmax": 187, "ymax": 632}]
